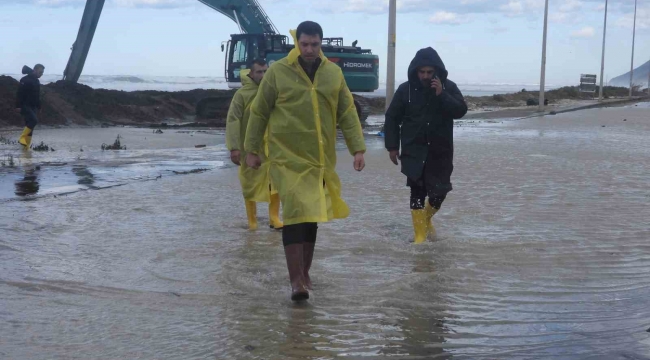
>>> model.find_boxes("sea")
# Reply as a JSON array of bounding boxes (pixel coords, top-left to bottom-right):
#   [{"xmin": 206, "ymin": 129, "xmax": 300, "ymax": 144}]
[{"xmin": 3, "ymin": 74, "xmax": 565, "ymax": 97}]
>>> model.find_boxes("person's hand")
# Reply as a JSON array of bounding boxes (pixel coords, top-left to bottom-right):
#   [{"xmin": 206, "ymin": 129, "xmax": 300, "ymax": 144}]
[
  {"xmin": 431, "ymin": 77, "xmax": 443, "ymax": 96},
  {"xmin": 246, "ymin": 153, "xmax": 262, "ymax": 170},
  {"xmin": 389, "ymin": 150, "xmax": 400, "ymax": 165},
  {"xmin": 230, "ymin": 150, "xmax": 241, "ymax": 166},
  {"xmin": 353, "ymin": 152, "xmax": 365, "ymax": 171}
]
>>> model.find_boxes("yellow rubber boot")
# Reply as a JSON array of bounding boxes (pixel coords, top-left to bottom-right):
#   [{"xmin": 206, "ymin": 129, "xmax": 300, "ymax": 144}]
[
  {"xmin": 18, "ymin": 127, "xmax": 32, "ymax": 148},
  {"xmin": 411, "ymin": 209, "xmax": 428, "ymax": 244},
  {"xmin": 425, "ymin": 202, "xmax": 438, "ymax": 237},
  {"xmin": 269, "ymin": 193, "xmax": 284, "ymax": 229},
  {"xmin": 245, "ymin": 200, "xmax": 257, "ymax": 230}
]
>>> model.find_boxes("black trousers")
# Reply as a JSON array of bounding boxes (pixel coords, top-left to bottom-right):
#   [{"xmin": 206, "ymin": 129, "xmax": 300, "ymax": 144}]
[
  {"xmin": 21, "ymin": 107, "xmax": 38, "ymax": 130},
  {"xmin": 409, "ymin": 185, "xmax": 446, "ymax": 210},
  {"xmin": 282, "ymin": 223, "xmax": 318, "ymax": 247},
  {"xmin": 408, "ymin": 153, "xmax": 453, "ymax": 211}
]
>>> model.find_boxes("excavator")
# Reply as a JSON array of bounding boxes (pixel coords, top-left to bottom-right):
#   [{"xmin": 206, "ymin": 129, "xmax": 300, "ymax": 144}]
[{"xmin": 62, "ymin": 0, "xmax": 379, "ymax": 123}]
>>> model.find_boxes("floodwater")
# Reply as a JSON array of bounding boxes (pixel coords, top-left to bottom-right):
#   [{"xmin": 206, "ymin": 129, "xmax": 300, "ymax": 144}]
[{"xmin": 1, "ymin": 103, "xmax": 649, "ymax": 359}]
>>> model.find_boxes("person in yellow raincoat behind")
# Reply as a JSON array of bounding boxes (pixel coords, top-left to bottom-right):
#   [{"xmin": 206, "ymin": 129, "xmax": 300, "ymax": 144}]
[
  {"xmin": 245, "ymin": 21, "xmax": 366, "ymax": 302},
  {"xmin": 226, "ymin": 59, "xmax": 283, "ymax": 231}
]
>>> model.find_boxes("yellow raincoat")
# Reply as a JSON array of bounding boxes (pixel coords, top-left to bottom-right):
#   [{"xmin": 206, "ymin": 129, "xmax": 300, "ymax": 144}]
[
  {"xmin": 244, "ymin": 30, "xmax": 366, "ymax": 226},
  {"xmin": 226, "ymin": 69, "xmax": 275, "ymax": 202}
]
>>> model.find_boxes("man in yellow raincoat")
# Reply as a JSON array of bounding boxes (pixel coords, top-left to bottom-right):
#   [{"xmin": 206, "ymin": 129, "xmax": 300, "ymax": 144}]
[
  {"xmin": 226, "ymin": 59, "xmax": 283, "ymax": 230},
  {"xmin": 245, "ymin": 21, "xmax": 366, "ymax": 302}
]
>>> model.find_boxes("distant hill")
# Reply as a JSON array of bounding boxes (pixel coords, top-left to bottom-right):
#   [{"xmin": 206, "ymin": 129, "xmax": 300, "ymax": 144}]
[{"xmin": 610, "ymin": 60, "xmax": 650, "ymax": 88}]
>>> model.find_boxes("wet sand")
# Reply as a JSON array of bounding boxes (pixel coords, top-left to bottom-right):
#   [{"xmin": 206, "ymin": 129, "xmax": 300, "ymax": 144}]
[{"xmin": 1, "ymin": 103, "xmax": 649, "ymax": 359}]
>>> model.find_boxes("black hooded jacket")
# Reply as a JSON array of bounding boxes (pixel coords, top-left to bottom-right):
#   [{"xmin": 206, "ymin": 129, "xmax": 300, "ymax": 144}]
[
  {"xmin": 384, "ymin": 47, "xmax": 467, "ymax": 182},
  {"xmin": 16, "ymin": 66, "xmax": 41, "ymax": 109}
]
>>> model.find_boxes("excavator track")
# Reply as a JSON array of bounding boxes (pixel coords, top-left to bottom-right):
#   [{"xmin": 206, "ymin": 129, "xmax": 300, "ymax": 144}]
[{"xmin": 352, "ymin": 94, "xmax": 371, "ymax": 125}]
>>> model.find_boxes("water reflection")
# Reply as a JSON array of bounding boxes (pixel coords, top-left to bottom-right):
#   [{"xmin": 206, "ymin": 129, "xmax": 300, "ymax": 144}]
[
  {"xmin": 14, "ymin": 168, "xmax": 40, "ymax": 197},
  {"xmin": 14, "ymin": 152, "xmax": 39, "ymax": 197},
  {"xmin": 279, "ymin": 306, "xmax": 337, "ymax": 359},
  {"xmin": 383, "ymin": 252, "xmax": 450, "ymax": 359},
  {"xmin": 72, "ymin": 165, "xmax": 96, "ymax": 187}
]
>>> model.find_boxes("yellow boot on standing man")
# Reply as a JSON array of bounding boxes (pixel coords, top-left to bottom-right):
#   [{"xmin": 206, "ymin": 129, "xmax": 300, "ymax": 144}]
[{"xmin": 226, "ymin": 60, "xmax": 283, "ymax": 230}]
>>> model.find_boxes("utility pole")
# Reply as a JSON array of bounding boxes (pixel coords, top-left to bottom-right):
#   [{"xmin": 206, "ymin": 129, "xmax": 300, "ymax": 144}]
[
  {"xmin": 539, "ymin": 0, "xmax": 549, "ymax": 111},
  {"xmin": 598, "ymin": 0, "xmax": 608, "ymax": 102},
  {"xmin": 385, "ymin": 0, "xmax": 397, "ymax": 112},
  {"xmin": 629, "ymin": 0, "xmax": 637, "ymax": 98}
]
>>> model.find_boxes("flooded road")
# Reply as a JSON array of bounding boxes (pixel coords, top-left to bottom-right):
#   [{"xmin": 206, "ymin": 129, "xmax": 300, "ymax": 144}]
[{"xmin": 1, "ymin": 104, "xmax": 649, "ymax": 359}]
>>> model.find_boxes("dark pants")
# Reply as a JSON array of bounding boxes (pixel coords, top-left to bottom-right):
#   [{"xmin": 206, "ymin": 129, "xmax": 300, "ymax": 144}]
[
  {"xmin": 21, "ymin": 107, "xmax": 38, "ymax": 130},
  {"xmin": 410, "ymin": 185, "xmax": 447, "ymax": 210},
  {"xmin": 408, "ymin": 152, "xmax": 453, "ymax": 210},
  {"xmin": 282, "ymin": 223, "xmax": 318, "ymax": 247}
]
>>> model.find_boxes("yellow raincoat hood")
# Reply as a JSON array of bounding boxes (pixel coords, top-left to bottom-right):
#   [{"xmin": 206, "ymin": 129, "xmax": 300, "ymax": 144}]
[{"xmin": 244, "ymin": 29, "xmax": 366, "ymax": 225}]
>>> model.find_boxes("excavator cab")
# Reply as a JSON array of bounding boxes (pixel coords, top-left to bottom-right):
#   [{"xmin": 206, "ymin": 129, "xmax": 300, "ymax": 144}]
[
  {"xmin": 205, "ymin": 32, "xmax": 375, "ymax": 123},
  {"xmin": 195, "ymin": 33, "xmax": 290, "ymax": 121},
  {"xmin": 222, "ymin": 33, "xmax": 288, "ymax": 87}
]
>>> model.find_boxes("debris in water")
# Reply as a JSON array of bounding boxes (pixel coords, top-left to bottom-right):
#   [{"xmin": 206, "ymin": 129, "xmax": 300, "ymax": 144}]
[
  {"xmin": 154, "ymin": 129, "xmax": 164, "ymax": 134},
  {"xmin": 244, "ymin": 345, "xmax": 255, "ymax": 351},
  {"xmin": 195, "ymin": 144, "xmax": 206, "ymax": 148},
  {"xmin": 172, "ymin": 168, "xmax": 209, "ymax": 175},
  {"xmin": 101, "ymin": 135, "xmax": 127, "ymax": 150},
  {"xmin": 32, "ymin": 141, "xmax": 54, "ymax": 152},
  {"xmin": 169, "ymin": 291, "xmax": 181, "ymax": 297},
  {"xmin": 549, "ymin": 111, "xmax": 557, "ymax": 115}
]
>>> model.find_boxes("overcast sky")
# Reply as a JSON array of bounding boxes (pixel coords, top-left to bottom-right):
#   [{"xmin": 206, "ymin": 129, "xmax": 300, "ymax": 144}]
[{"xmin": 1, "ymin": 0, "xmax": 648, "ymax": 86}]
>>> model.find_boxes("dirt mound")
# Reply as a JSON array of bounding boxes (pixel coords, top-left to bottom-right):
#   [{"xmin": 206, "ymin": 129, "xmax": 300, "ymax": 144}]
[
  {"xmin": 364, "ymin": 85, "xmax": 646, "ymax": 115},
  {"xmin": 362, "ymin": 96, "xmax": 386, "ymax": 115},
  {"xmin": 463, "ymin": 86, "xmax": 644, "ymax": 110},
  {"xmin": 0, "ymin": 76, "xmax": 24, "ymax": 127},
  {"xmin": 7, "ymin": 76, "xmax": 636, "ymax": 128},
  {"xmin": 0, "ymin": 76, "xmax": 236, "ymax": 128}
]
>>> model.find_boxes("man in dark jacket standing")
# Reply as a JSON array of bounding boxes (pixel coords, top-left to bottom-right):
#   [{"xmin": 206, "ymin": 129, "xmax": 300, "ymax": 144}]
[
  {"xmin": 15, "ymin": 64, "xmax": 45, "ymax": 148},
  {"xmin": 384, "ymin": 47, "xmax": 467, "ymax": 243}
]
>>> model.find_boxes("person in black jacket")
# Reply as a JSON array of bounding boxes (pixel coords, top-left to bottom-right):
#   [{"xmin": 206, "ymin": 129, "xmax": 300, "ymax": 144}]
[
  {"xmin": 384, "ymin": 47, "xmax": 467, "ymax": 243},
  {"xmin": 15, "ymin": 64, "xmax": 45, "ymax": 148}
]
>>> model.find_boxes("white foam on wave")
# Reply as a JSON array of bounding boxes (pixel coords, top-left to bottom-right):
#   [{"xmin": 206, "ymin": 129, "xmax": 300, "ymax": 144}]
[{"xmin": 2, "ymin": 73, "xmax": 570, "ymax": 96}]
